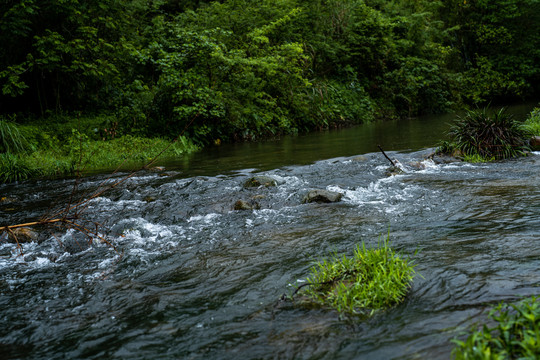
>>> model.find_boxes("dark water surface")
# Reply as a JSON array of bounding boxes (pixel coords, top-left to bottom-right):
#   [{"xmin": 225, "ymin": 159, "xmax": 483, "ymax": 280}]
[{"xmin": 1, "ymin": 105, "xmax": 539, "ymax": 359}]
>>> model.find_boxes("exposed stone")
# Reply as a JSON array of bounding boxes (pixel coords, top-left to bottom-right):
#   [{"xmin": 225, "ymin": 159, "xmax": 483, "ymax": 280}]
[
  {"xmin": 149, "ymin": 166, "xmax": 166, "ymax": 172},
  {"xmin": 427, "ymin": 152, "xmax": 462, "ymax": 164},
  {"xmin": 0, "ymin": 196, "xmax": 17, "ymax": 204},
  {"xmin": 530, "ymin": 136, "xmax": 540, "ymax": 148},
  {"xmin": 302, "ymin": 189, "xmax": 343, "ymax": 204},
  {"xmin": 6, "ymin": 227, "xmax": 38, "ymax": 243},
  {"xmin": 233, "ymin": 199, "xmax": 260, "ymax": 211},
  {"xmin": 243, "ymin": 176, "xmax": 278, "ymax": 188}
]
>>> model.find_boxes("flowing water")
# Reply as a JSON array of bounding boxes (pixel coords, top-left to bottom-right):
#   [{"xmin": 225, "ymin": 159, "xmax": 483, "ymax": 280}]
[{"xmin": 1, "ymin": 106, "xmax": 539, "ymax": 359}]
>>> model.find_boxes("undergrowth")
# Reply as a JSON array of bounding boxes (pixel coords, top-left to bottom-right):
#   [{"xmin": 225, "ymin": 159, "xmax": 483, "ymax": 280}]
[
  {"xmin": 0, "ymin": 114, "xmax": 198, "ymax": 183},
  {"xmin": 521, "ymin": 108, "xmax": 540, "ymax": 136},
  {"xmin": 295, "ymin": 234, "xmax": 417, "ymax": 316}
]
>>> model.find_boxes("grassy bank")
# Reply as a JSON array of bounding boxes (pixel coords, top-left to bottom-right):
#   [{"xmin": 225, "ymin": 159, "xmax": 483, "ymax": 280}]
[{"xmin": 0, "ymin": 114, "xmax": 198, "ymax": 183}]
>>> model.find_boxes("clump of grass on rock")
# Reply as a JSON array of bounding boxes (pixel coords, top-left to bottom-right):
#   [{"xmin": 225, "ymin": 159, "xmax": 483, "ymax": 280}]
[
  {"xmin": 452, "ymin": 296, "xmax": 540, "ymax": 359},
  {"xmin": 438, "ymin": 107, "xmax": 530, "ymax": 162},
  {"xmin": 295, "ymin": 235, "xmax": 416, "ymax": 316}
]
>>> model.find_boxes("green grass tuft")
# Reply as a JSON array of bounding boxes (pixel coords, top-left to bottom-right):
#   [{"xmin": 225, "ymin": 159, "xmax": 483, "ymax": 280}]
[
  {"xmin": 452, "ymin": 296, "xmax": 540, "ymax": 359},
  {"xmin": 296, "ymin": 234, "xmax": 416, "ymax": 316}
]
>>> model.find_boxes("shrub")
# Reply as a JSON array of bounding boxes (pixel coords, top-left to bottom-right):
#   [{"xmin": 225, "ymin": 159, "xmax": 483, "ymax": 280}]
[
  {"xmin": 295, "ymin": 235, "xmax": 416, "ymax": 316},
  {"xmin": 439, "ymin": 107, "xmax": 530, "ymax": 161},
  {"xmin": 521, "ymin": 107, "xmax": 540, "ymax": 136},
  {"xmin": 452, "ymin": 296, "xmax": 540, "ymax": 359}
]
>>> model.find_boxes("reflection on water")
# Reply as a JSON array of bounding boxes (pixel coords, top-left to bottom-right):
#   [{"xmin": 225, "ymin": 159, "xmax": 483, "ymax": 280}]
[{"xmin": 0, "ymin": 104, "xmax": 539, "ymax": 359}]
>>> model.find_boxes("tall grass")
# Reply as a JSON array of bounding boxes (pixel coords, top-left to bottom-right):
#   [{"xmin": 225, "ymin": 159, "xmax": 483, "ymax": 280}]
[
  {"xmin": 297, "ymin": 234, "xmax": 416, "ymax": 315},
  {"xmin": 0, "ymin": 153, "xmax": 38, "ymax": 183},
  {"xmin": 0, "ymin": 116, "xmax": 29, "ymax": 154}
]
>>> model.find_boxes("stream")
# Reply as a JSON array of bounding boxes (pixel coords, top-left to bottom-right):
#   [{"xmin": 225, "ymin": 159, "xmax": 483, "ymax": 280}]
[{"xmin": 1, "ymin": 105, "xmax": 539, "ymax": 359}]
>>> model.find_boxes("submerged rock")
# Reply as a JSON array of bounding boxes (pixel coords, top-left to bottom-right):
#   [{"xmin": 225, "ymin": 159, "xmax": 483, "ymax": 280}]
[
  {"xmin": 302, "ymin": 189, "xmax": 343, "ymax": 204},
  {"xmin": 384, "ymin": 159, "xmax": 409, "ymax": 176},
  {"xmin": 62, "ymin": 237, "xmax": 92, "ymax": 254},
  {"xmin": 243, "ymin": 176, "xmax": 278, "ymax": 188}
]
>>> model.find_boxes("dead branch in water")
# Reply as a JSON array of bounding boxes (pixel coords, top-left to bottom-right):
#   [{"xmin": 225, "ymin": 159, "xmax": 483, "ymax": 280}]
[{"xmin": 377, "ymin": 144, "xmax": 397, "ymax": 166}]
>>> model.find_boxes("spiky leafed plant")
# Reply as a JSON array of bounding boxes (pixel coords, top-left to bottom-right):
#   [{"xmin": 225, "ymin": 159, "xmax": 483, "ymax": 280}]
[{"xmin": 448, "ymin": 107, "xmax": 530, "ymax": 160}]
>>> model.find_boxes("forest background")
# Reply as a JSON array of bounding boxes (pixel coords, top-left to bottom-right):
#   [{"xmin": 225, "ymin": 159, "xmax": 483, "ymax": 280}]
[{"xmin": 1, "ymin": 0, "xmax": 540, "ymax": 181}]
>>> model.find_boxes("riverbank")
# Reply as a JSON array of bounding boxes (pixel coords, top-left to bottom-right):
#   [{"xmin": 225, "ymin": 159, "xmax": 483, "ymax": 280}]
[
  {"xmin": 1, "ymin": 104, "xmax": 539, "ymax": 184},
  {"xmin": 0, "ymin": 114, "xmax": 198, "ymax": 183}
]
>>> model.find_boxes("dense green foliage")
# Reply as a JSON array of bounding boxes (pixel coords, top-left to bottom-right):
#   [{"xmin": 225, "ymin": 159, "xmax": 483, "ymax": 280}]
[
  {"xmin": 296, "ymin": 236, "xmax": 416, "ymax": 315},
  {"xmin": 452, "ymin": 297, "xmax": 540, "ymax": 359},
  {"xmin": 522, "ymin": 108, "xmax": 540, "ymax": 136},
  {"xmin": 1, "ymin": 0, "xmax": 540, "ymax": 147},
  {"xmin": 438, "ymin": 108, "xmax": 531, "ymax": 162},
  {"xmin": 0, "ymin": 114, "xmax": 197, "ymax": 183}
]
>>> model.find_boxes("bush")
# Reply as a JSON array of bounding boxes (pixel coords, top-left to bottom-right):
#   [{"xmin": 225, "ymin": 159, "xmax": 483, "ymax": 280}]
[
  {"xmin": 521, "ymin": 107, "xmax": 540, "ymax": 136},
  {"xmin": 438, "ymin": 107, "xmax": 530, "ymax": 161},
  {"xmin": 295, "ymin": 235, "xmax": 416, "ymax": 316},
  {"xmin": 452, "ymin": 297, "xmax": 540, "ymax": 359}
]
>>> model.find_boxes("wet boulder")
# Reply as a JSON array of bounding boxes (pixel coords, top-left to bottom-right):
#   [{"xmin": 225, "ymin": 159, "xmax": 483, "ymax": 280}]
[
  {"xmin": 530, "ymin": 136, "xmax": 540, "ymax": 148},
  {"xmin": 243, "ymin": 176, "xmax": 278, "ymax": 188},
  {"xmin": 426, "ymin": 152, "xmax": 462, "ymax": 164},
  {"xmin": 233, "ymin": 199, "xmax": 260, "ymax": 211},
  {"xmin": 5, "ymin": 227, "xmax": 38, "ymax": 243},
  {"xmin": 302, "ymin": 189, "xmax": 343, "ymax": 204},
  {"xmin": 385, "ymin": 159, "xmax": 408, "ymax": 176}
]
